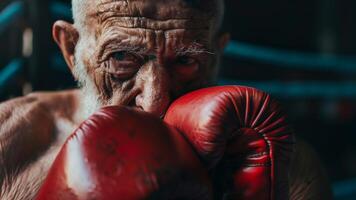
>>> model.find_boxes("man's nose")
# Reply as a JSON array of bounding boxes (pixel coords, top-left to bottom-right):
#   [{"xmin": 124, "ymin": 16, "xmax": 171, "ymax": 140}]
[{"xmin": 135, "ymin": 62, "xmax": 171, "ymax": 118}]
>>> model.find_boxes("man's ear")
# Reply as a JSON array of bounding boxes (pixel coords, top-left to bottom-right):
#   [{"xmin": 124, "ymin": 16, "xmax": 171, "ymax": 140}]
[
  {"xmin": 52, "ymin": 20, "xmax": 79, "ymax": 72},
  {"xmin": 217, "ymin": 32, "xmax": 230, "ymax": 53}
]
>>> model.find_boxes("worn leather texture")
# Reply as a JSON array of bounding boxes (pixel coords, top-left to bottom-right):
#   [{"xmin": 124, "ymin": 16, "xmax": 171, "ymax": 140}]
[
  {"xmin": 36, "ymin": 106, "xmax": 212, "ymax": 200},
  {"xmin": 164, "ymin": 86, "xmax": 295, "ymax": 200}
]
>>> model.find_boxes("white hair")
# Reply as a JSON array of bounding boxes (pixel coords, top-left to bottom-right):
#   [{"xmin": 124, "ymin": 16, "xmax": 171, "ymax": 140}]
[
  {"xmin": 71, "ymin": 0, "xmax": 88, "ymax": 33},
  {"xmin": 73, "ymin": 37, "xmax": 103, "ymax": 119},
  {"xmin": 70, "ymin": 0, "xmax": 225, "ymax": 119}
]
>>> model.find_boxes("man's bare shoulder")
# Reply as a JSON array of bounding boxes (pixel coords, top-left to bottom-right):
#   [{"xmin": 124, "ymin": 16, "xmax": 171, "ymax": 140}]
[
  {"xmin": 0, "ymin": 89, "xmax": 80, "ymax": 159},
  {"xmin": 0, "ymin": 89, "xmax": 80, "ymax": 122},
  {"xmin": 0, "ymin": 89, "xmax": 81, "ymax": 166},
  {"xmin": 0, "ymin": 89, "xmax": 80, "ymax": 108},
  {"xmin": 0, "ymin": 90, "xmax": 80, "ymax": 199}
]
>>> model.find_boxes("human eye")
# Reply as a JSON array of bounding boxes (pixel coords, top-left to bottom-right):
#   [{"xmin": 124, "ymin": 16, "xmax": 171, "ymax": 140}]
[
  {"xmin": 111, "ymin": 51, "xmax": 143, "ymax": 64},
  {"xmin": 105, "ymin": 51, "xmax": 144, "ymax": 80},
  {"xmin": 172, "ymin": 55, "xmax": 199, "ymax": 78},
  {"xmin": 176, "ymin": 55, "xmax": 197, "ymax": 66}
]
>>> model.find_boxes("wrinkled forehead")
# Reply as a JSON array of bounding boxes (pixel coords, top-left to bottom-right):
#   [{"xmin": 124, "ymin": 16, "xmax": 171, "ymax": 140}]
[
  {"xmin": 94, "ymin": 0, "xmax": 219, "ymax": 18},
  {"xmin": 77, "ymin": 0, "xmax": 222, "ymax": 30}
]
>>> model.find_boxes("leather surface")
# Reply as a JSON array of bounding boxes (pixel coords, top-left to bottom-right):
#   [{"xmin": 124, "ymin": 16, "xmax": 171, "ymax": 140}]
[
  {"xmin": 36, "ymin": 106, "xmax": 212, "ymax": 200},
  {"xmin": 164, "ymin": 86, "xmax": 295, "ymax": 200}
]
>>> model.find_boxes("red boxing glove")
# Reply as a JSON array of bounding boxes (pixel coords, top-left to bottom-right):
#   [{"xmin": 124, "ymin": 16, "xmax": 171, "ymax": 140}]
[
  {"xmin": 36, "ymin": 106, "xmax": 213, "ymax": 200},
  {"xmin": 164, "ymin": 86, "xmax": 295, "ymax": 200}
]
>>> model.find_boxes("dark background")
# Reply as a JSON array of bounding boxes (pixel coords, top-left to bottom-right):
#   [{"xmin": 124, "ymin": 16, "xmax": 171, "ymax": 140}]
[
  {"xmin": 1, "ymin": 0, "xmax": 355, "ymax": 199},
  {"xmin": 222, "ymin": 0, "xmax": 356, "ymax": 185}
]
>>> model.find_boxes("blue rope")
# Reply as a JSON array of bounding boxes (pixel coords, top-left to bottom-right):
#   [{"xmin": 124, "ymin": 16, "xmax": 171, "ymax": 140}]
[
  {"xmin": 225, "ymin": 41, "xmax": 356, "ymax": 74},
  {"xmin": 48, "ymin": 1, "xmax": 356, "ymax": 73},
  {"xmin": 0, "ymin": 1, "xmax": 24, "ymax": 35},
  {"xmin": 50, "ymin": 1, "xmax": 72, "ymax": 19},
  {"xmin": 219, "ymin": 79, "xmax": 356, "ymax": 98},
  {"xmin": 333, "ymin": 178, "xmax": 356, "ymax": 200},
  {"xmin": 0, "ymin": 59, "xmax": 24, "ymax": 92},
  {"xmin": 52, "ymin": 52, "xmax": 356, "ymax": 98}
]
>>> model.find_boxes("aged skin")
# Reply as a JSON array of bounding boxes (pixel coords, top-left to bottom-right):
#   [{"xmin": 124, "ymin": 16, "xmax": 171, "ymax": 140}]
[
  {"xmin": 0, "ymin": 0, "xmax": 228, "ymax": 199},
  {"xmin": 68, "ymin": 0, "xmax": 226, "ymax": 117},
  {"xmin": 0, "ymin": 0, "xmax": 333, "ymax": 199}
]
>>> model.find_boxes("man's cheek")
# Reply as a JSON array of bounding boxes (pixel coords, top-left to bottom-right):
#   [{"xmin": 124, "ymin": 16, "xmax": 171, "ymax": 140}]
[
  {"xmin": 89, "ymin": 69, "xmax": 112, "ymax": 101},
  {"xmin": 172, "ymin": 64, "xmax": 200, "ymax": 82},
  {"xmin": 170, "ymin": 77, "xmax": 204, "ymax": 99}
]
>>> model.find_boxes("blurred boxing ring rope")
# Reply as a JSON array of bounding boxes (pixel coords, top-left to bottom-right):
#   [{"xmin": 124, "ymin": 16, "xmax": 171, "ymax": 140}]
[
  {"xmin": 50, "ymin": 2, "xmax": 356, "ymax": 99},
  {"xmin": 0, "ymin": 59, "xmax": 24, "ymax": 93},
  {"xmin": 0, "ymin": 2, "xmax": 356, "ymax": 198},
  {"xmin": 334, "ymin": 178, "xmax": 356, "ymax": 200},
  {"xmin": 0, "ymin": 1, "xmax": 24, "ymax": 95},
  {"xmin": 0, "ymin": 1, "xmax": 24, "ymax": 34},
  {"xmin": 2, "ymin": 1, "xmax": 356, "ymax": 98},
  {"xmin": 49, "ymin": 2, "xmax": 356, "ymax": 73},
  {"xmin": 225, "ymin": 41, "xmax": 356, "ymax": 74}
]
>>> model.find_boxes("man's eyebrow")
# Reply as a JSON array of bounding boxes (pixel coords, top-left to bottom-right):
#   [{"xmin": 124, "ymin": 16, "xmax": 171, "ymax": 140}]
[
  {"xmin": 116, "ymin": 45, "xmax": 149, "ymax": 54},
  {"xmin": 175, "ymin": 43, "xmax": 214, "ymax": 55},
  {"xmin": 97, "ymin": 38, "xmax": 149, "ymax": 61},
  {"xmin": 97, "ymin": 0, "xmax": 126, "ymax": 7}
]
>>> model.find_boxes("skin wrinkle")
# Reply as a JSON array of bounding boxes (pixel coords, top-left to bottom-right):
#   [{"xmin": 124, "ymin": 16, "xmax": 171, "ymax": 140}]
[
  {"xmin": 100, "ymin": 17, "xmax": 210, "ymax": 30},
  {"xmin": 103, "ymin": 70, "xmax": 113, "ymax": 100},
  {"xmin": 88, "ymin": 19, "xmax": 214, "ymax": 108},
  {"xmin": 96, "ymin": 29, "xmax": 153, "ymax": 62},
  {"xmin": 0, "ymin": 1, "xmax": 333, "ymax": 199},
  {"xmin": 97, "ymin": 32, "xmax": 215, "ymax": 63},
  {"xmin": 73, "ymin": 42, "xmax": 103, "ymax": 116},
  {"xmin": 96, "ymin": 25, "xmax": 212, "ymax": 62},
  {"xmin": 93, "ymin": 1, "xmax": 217, "ymax": 40},
  {"xmin": 0, "ymin": 1, "xmax": 228, "ymax": 198},
  {"xmin": 96, "ymin": 0, "xmax": 217, "ymax": 20}
]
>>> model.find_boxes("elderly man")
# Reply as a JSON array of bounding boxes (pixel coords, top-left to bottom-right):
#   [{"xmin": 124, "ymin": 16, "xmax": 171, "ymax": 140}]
[{"xmin": 0, "ymin": 0, "xmax": 332, "ymax": 199}]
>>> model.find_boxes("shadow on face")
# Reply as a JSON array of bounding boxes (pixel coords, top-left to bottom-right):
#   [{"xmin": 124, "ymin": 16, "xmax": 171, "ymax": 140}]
[{"xmin": 53, "ymin": 0, "xmax": 229, "ymax": 117}]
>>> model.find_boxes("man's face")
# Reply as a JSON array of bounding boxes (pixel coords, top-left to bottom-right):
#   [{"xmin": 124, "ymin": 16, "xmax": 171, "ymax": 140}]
[{"xmin": 58, "ymin": 0, "xmax": 225, "ymax": 117}]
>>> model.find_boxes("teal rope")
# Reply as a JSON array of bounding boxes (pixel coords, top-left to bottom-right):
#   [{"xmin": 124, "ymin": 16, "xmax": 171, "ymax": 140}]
[
  {"xmin": 50, "ymin": 1, "xmax": 72, "ymax": 19},
  {"xmin": 0, "ymin": 59, "xmax": 24, "ymax": 92},
  {"xmin": 52, "ymin": 52, "xmax": 356, "ymax": 98},
  {"xmin": 49, "ymin": 1, "xmax": 356, "ymax": 73},
  {"xmin": 0, "ymin": 1, "xmax": 24, "ymax": 34},
  {"xmin": 225, "ymin": 41, "xmax": 356, "ymax": 74},
  {"xmin": 333, "ymin": 178, "xmax": 356, "ymax": 200}
]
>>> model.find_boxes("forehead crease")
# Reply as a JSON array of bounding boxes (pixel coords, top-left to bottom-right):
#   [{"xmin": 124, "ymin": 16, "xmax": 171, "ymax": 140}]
[
  {"xmin": 100, "ymin": 27, "xmax": 209, "ymax": 46},
  {"xmin": 97, "ymin": 27, "xmax": 211, "ymax": 56},
  {"xmin": 101, "ymin": 17, "xmax": 210, "ymax": 31},
  {"xmin": 95, "ymin": 0, "xmax": 215, "ymax": 20}
]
